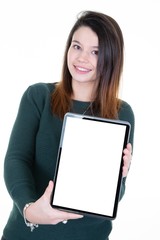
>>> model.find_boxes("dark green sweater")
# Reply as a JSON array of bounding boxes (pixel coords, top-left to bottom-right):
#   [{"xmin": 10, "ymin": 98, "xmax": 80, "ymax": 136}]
[{"xmin": 3, "ymin": 83, "xmax": 135, "ymax": 240}]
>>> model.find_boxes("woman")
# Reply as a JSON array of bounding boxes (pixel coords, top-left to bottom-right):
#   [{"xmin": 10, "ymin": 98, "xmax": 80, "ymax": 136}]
[{"xmin": 2, "ymin": 10, "xmax": 135, "ymax": 240}]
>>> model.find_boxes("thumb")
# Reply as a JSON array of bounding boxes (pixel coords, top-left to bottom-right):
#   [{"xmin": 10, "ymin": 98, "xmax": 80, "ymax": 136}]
[{"xmin": 43, "ymin": 180, "xmax": 54, "ymax": 200}]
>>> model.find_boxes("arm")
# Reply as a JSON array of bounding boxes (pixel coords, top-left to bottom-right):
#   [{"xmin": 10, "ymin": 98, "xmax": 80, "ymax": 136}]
[
  {"xmin": 4, "ymin": 84, "xmax": 43, "ymax": 214},
  {"xmin": 4, "ymin": 84, "xmax": 83, "ymax": 225},
  {"xmin": 118, "ymin": 101, "xmax": 135, "ymax": 200}
]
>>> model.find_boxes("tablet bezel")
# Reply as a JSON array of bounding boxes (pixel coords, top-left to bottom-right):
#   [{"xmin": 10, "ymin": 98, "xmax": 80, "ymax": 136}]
[{"xmin": 51, "ymin": 112, "xmax": 131, "ymax": 220}]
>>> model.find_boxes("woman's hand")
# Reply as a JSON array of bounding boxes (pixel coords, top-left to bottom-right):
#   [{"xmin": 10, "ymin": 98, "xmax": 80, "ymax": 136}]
[
  {"xmin": 122, "ymin": 143, "xmax": 132, "ymax": 177},
  {"xmin": 24, "ymin": 181, "xmax": 83, "ymax": 225}
]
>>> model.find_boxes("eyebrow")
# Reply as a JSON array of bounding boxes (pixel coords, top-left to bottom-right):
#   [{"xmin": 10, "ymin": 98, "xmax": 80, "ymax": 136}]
[{"xmin": 72, "ymin": 40, "xmax": 99, "ymax": 49}]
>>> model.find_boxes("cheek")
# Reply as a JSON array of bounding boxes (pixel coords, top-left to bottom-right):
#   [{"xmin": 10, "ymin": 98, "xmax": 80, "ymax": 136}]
[
  {"xmin": 90, "ymin": 56, "xmax": 98, "ymax": 69},
  {"xmin": 92, "ymin": 60, "xmax": 98, "ymax": 74},
  {"xmin": 67, "ymin": 51, "xmax": 72, "ymax": 70},
  {"xmin": 67, "ymin": 54, "xmax": 75, "ymax": 76},
  {"xmin": 94, "ymin": 57, "xmax": 98, "ymax": 68},
  {"xmin": 67, "ymin": 50, "xmax": 74, "ymax": 67}
]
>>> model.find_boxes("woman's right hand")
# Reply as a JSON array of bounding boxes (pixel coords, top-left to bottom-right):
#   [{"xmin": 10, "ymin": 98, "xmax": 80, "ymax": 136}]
[{"xmin": 24, "ymin": 180, "xmax": 83, "ymax": 225}]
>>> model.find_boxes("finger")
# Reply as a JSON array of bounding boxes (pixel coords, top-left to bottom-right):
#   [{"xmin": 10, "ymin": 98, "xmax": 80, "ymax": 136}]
[
  {"xmin": 123, "ymin": 155, "xmax": 130, "ymax": 168},
  {"xmin": 126, "ymin": 143, "xmax": 132, "ymax": 153},
  {"xmin": 123, "ymin": 148, "xmax": 130, "ymax": 156},
  {"xmin": 63, "ymin": 212, "xmax": 83, "ymax": 220},
  {"xmin": 122, "ymin": 166, "xmax": 128, "ymax": 177},
  {"xmin": 54, "ymin": 209, "xmax": 83, "ymax": 220},
  {"xmin": 123, "ymin": 155, "xmax": 131, "ymax": 177}
]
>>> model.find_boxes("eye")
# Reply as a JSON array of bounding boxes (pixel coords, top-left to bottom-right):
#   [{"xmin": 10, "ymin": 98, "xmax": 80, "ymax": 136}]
[
  {"xmin": 73, "ymin": 44, "xmax": 81, "ymax": 50},
  {"xmin": 91, "ymin": 50, "xmax": 99, "ymax": 56}
]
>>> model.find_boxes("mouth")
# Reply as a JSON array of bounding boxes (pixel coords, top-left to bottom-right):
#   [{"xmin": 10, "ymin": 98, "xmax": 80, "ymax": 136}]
[{"xmin": 74, "ymin": 65, "xmax": 92, "ymax": 73}]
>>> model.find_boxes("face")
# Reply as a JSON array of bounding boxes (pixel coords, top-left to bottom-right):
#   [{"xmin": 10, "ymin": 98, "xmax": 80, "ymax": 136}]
[{"xmin": 67, "ymin": 26, "xmax": 99, "ymax": 85}]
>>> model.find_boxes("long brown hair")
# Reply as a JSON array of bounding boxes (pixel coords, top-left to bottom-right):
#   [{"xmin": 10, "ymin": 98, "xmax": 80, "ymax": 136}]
[{"xmin": 51, "ymin": 11, "xmax": 123, "ymax": 119}]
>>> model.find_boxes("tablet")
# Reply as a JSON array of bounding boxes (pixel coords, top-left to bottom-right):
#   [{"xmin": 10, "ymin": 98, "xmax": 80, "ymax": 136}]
[{"xmin": 51, "ymin": 112, "xmax": 131, "ymax": 220}]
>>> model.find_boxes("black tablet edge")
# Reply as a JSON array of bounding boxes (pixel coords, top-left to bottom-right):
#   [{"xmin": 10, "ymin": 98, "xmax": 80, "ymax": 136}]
[{"xmin": 50, "ymin": 112, "xmax": 131, "ymax": 220}]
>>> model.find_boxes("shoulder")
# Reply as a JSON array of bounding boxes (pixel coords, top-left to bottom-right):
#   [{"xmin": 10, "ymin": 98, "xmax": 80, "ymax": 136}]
[
  {"xmin": 118, "ymin": 100, "xmax": 135, "ymax": 129},
  {"xmin": 119, "ymin": 100, "xmax": 134, "ymax": 119},
  {"xmin": 22, "ymin": 82, "xmax": 56, "ymax": 102},
  {"xmin": 19, "ymin": 82, "xmax": 56, "ymax": 112},
  {"xmin": 118, "ymin": 100, "xmax": 135, "ymax": 146},
  {"xmin": 26, "ymin": 82, "xmax": 56, "ymax": 95}
]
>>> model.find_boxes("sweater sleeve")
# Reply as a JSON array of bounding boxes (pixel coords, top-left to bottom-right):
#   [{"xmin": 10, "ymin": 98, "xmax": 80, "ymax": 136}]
[
  {"xmin": 118, "ymin": 100, "xmax": 135, "ymax": 148},
  {"xmin": 118, "ymin": 101, "xmax": 135, "ymax": 201},
  {"xmin": 4, "ymin": 83, "xmax": 48, "ymax": 215}
]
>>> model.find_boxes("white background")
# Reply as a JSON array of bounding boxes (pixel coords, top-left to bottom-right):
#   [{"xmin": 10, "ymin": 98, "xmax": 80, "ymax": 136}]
[{"xmin": 0, "ymin": 0, "xmax": 160, "ymax": 239}]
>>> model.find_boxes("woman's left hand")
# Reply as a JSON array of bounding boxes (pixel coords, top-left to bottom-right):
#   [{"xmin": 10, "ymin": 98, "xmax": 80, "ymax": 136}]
[{"xmin": 122, "ymin": 143, "xmax": 132, "ymax": 177}]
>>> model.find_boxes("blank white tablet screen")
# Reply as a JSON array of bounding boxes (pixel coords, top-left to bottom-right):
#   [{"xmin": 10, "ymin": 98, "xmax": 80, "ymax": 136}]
[{"xmin": 52, "ymin": 115, "xmax": 127, "ymax": 217}]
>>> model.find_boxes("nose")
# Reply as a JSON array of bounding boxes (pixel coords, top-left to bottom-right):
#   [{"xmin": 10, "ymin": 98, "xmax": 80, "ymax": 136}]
[{"xmin": 77, "ymin": 50, "xmax": 89, "ymax": 62}]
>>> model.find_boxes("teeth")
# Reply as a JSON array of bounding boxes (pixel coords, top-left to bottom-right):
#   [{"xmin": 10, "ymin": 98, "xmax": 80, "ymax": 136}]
[{"xmin": 76, "ymin": 66, "xmax": 89, "ymax": 72}]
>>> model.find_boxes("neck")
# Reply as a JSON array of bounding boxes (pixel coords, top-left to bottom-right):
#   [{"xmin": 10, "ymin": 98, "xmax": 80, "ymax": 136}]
[{"xmin": 71, "ymin": 80, "xmax": 96, "ymax": 102}]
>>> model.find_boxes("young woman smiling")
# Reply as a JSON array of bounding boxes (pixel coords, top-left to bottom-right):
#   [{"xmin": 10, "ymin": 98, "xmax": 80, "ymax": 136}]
[{"xmin": 2, "ymin": 10, "xmax": 135, "ymax": 240}]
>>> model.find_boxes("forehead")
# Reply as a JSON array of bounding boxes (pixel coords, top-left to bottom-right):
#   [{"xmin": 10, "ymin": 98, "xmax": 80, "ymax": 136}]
[{"xmin": 72, "ymin": 26, "xmax": 98, "ymax": 47}]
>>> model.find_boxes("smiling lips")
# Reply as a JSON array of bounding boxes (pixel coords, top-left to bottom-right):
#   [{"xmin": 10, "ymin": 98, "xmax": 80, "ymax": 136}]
[{"xmin": 74, "ymin": 65, "xmax": 91, "ymax": 73}]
